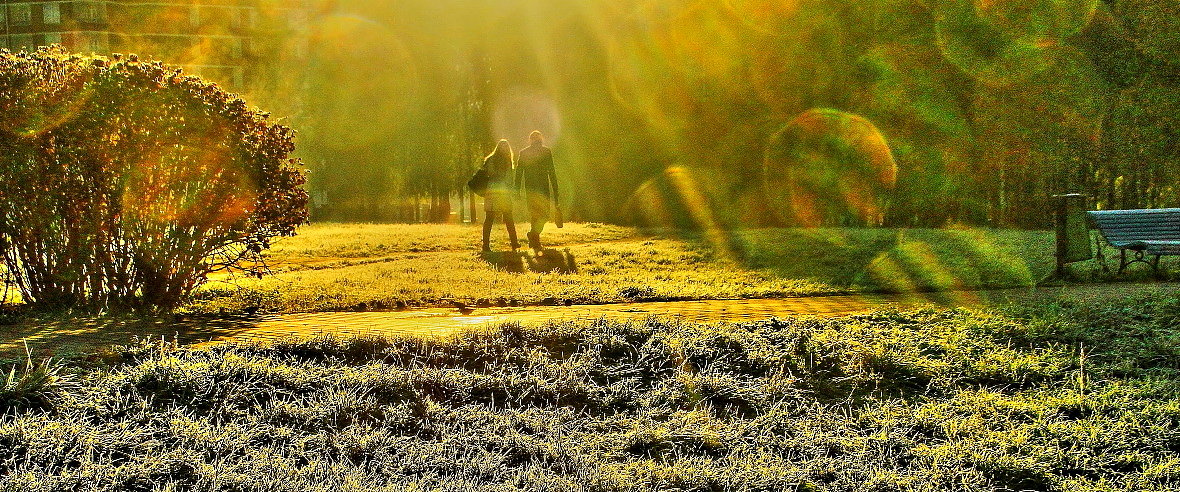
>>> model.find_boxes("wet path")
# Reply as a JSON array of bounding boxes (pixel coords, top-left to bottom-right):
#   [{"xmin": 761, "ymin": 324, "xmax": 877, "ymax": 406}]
[
  {"xmin": 208, "ymin": 282, "xmax": 1177, "ymax": 346},
  {"xmin": 237, "ymin": 294, "xmax": 906, "ymax": 343},
  {"xmin": 3, "ymin": 282, "xmax": 1177, "ymax": 357}
]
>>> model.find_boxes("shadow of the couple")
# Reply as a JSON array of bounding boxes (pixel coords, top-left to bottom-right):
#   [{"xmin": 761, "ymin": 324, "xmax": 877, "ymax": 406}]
[{"xmin": 482, "ymin": 249, "xmax": 578, "ymax": 274}]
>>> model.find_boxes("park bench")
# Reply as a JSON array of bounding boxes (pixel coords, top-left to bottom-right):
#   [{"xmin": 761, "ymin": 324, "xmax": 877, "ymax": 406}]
[{"xmin": 1087, "ymin": 208, "xmax": 1180, "ymax": 274}]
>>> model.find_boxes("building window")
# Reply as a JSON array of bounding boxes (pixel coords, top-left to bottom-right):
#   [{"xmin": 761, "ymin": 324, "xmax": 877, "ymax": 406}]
[
  {"xmin": 0, "ymin": 6, "xmax": 6, "ymax": 25},
  {"xmin": 230, "ymin": 38, "xmax": 243, "ymax": 58},
  {"xmin": 43, "ymin": 3, "xmax": 61, "ymax": 24},
  {"xmin": 45, "ymin": 32, "xmax": 62, "ymax": 46},
  {"xmin": 288, "ymin": 9, "xmax": 308, "ymax": 28},
  {"xmin": 78, "ymin": 2, "xmax": 106, "ymax": 23},
  {"xmin": 190, "ymin": 7, "xmax": 201, "ymax": 27},
  {"xmin": 83, "ymin": 33, "xmax": 107, "ymax": 54},
  {"xmin": 11, "ymin": 34, "xmax": 38, "ymax": 51},
  {"xmin": 292, "ymin": 38, "xmax": 309, "ymax": 59},
  {"xmin": 12, "ymin": 5, "xmax": 32, "ymax": 25},
  {"xmin": 232, "ymin": 67, "xmax": 244, "ymax": 88}
]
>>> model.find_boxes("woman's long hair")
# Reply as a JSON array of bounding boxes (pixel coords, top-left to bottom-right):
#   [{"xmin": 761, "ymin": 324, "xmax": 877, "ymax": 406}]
[{"xmin": 484, "ymin": 139, "xmax": 514, "ymax": 175}]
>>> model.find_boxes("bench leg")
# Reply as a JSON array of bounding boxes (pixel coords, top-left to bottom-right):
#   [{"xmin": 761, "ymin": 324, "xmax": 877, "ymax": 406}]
[
  {"xmin": 1153, "ymin": 255, "xmax": 1162, "ymax": 271},
  {"xmin": 1095, "ymin": 235, "xmax": 1109, "ymax": 273},
  {"xmin": 1118, "ymin": 249, "xmax": 1128, "ymax": 275}
]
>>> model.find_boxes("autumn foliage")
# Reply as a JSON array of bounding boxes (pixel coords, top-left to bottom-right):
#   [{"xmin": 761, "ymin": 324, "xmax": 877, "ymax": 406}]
[{"xmin": 0, "ymin": 47, "xmax": 308, "ymax": 310}]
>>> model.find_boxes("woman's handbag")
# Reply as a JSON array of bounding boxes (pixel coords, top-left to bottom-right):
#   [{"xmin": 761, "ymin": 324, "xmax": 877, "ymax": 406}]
[{"xmin": 467, "ymin": 168, "xmax": 489, "ymax": 197}]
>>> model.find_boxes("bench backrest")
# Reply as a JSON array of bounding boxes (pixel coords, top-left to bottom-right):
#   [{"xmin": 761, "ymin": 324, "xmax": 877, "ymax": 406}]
[{"xmin": 1087, "ymin": 208, "xmax": 1180, "ymax": 243}]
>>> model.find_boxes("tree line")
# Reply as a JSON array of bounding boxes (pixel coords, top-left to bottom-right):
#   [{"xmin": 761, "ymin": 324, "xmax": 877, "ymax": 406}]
[{"xmin": 289, "ymin": 0, "xmax": 1179, "ymax": 229}]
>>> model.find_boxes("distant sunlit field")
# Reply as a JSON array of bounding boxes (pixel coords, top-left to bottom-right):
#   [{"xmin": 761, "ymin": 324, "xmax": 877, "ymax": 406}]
[{"xmin": 182, "ymin": 223, "xmax": 1077, "ymax": 315}]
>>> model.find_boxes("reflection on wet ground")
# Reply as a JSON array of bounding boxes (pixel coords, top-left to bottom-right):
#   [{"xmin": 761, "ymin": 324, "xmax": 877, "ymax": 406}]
[{"xmin": 2, "ymin": 282, "xmax": 1176, "ymax": 358}]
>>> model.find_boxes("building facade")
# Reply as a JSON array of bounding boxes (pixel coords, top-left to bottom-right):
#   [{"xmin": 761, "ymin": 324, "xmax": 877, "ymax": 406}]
[{"xmin": 0, "ymin": 0, "xmax": 311, "ymax": 90}]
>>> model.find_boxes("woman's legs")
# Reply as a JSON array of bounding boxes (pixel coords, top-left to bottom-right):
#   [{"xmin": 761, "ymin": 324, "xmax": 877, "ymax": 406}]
[
  {"xmin": 482, "ymin": 206, "xmax": 519, "ymax": 251},
  {"xmin": 504, "ymin": 205, "xmax": 520, "ymax": 250},
  {"xmin": 482, "ymin": 209, "xmax": 495, "ymax": 252}
]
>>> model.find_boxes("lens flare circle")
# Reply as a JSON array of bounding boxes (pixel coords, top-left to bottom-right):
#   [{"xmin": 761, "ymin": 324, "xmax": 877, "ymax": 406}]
[
  {"xmin": 974, "ymin": 0, "xmax": 1099, "ymax": 40},
  {"xmin": 2, "ymin": 65, "xmax": 95, "ymax": 137},
  {"xmin": 935, "ymin": 8, "xmax": 1053, "ymax": 87},
  {"xmin": 764, "ymin": 109, "xmax": 898, "ymax": 226},
  {"xmin": 306, "ymin": 14, "xmax": 418, "ymax": 148},
  {"xmin": 1110, "ymin": 0, "xmax": 1180, "ymax": 66},
  {"xmin": 971, "ymin": 47, "xmax": 1109, "ymax": 161},
  {"xmin": 855, "ymin": 44, "xmax": 971, "ymax": 140},
  {"xmin": 603, "ymin": 1, "xmax": 744, "ymax": 139},
  {"xmin": 492, "ymin": 87, "xmax": 562, "ymax": 150},
  {"xmin": 935, "ymin": 0, "xmax": 1098, "ymax": 87},
  {"xmin": 625, "ymin": 165, "xmax": 734, "ymax": 258},
  {"xmin": 723, "ymin": 0, "xmax": 802, "ymax": 36},
  {"xmin": 604, "ymin": 31, "xmax": 685, "ymax": 148}
]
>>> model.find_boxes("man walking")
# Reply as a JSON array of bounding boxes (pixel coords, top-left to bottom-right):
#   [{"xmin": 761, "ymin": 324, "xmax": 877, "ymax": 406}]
[{"xmin": 515, "ymin": 130, "xmax": 560, "ymax": 255}]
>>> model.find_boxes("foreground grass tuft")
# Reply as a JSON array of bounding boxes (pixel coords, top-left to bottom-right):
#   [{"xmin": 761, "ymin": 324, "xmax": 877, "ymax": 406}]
[
  {"xmin": 1, "ymin": 296, "xmax": 1178, "ymax": 490},
  {"xmin": 0, "ymin": 356, "xmax": 71, "ymax": 413}
]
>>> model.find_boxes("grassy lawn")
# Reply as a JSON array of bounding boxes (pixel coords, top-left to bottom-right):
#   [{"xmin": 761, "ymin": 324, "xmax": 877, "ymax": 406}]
[
  {"xmin": 185, "ymin": 223, "xmax": 1078, "ymax": 315},
  {"xmin": 1, "ymin": 295, "xmax": 1177, "ymax": 490}
]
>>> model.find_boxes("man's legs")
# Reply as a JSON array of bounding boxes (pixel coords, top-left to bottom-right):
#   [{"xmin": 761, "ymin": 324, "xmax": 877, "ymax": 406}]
[
  {"xmin": 526, "ymin": 195, "xmax": 549, "ymax": 253},
  {"xmin": 528, "ymin": 217, "xmax": 545, "ymax": 252}
]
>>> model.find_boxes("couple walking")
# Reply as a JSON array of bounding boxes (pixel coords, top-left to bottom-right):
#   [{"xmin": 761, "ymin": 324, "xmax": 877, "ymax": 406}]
[{"xmin": 481, "ymin": 130, "xmax": 560, "ymax": 254}]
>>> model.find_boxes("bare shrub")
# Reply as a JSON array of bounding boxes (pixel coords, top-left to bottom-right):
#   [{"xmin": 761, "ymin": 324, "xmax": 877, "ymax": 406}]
[{"xmin": 0, "ymin": 47, "xmax": 308, "ymax": 310}]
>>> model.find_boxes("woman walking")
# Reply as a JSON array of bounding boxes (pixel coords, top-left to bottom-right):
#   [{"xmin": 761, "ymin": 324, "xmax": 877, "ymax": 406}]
[{"xmin": 481, "ymin": 139, "xmax": 520, "ymax": 252}]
